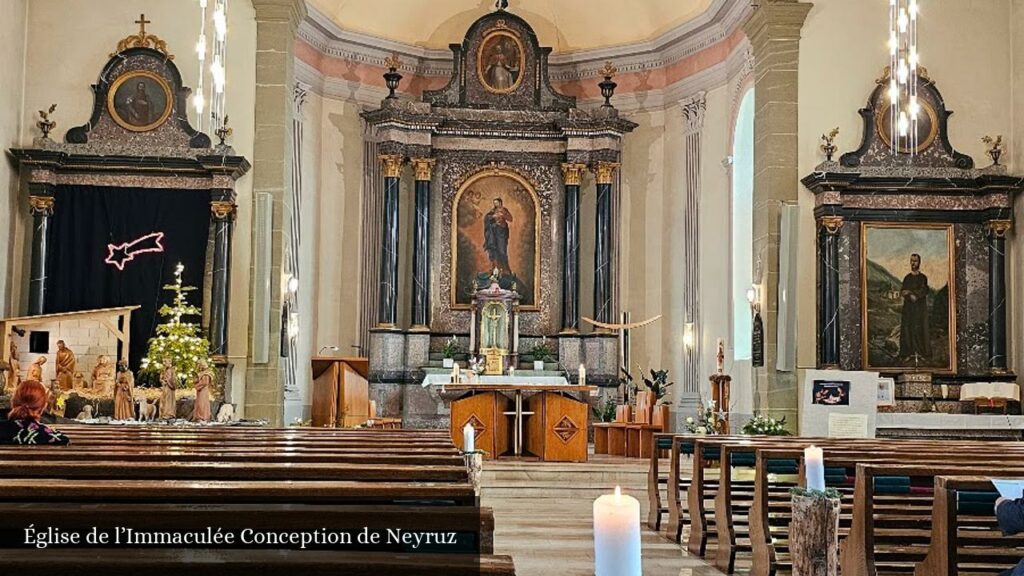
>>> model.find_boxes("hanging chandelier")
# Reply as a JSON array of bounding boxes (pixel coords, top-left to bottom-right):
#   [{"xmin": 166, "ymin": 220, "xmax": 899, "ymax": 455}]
[
  {"xmin": 193, "ymin": 0, "xmax": 229, "ymax": 135},
  {"xmin": 888, "ymin": 0, "xmax": 920, "ymax": 157}
]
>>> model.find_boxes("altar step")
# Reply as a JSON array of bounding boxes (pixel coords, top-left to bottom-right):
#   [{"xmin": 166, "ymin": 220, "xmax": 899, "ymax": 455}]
[{"xmin": 481, "ymin": 456, "xmax": 649, "ymax": 506}]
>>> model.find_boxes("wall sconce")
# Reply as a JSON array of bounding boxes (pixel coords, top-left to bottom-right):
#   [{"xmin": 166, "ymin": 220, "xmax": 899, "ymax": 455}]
[{"xmin": 683, "ymin": 322, "xmax": 696, "ymax": 350}]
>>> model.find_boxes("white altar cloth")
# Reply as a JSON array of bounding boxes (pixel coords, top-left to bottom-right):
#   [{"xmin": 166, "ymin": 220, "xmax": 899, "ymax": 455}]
[
  {"xmin": 960, "ymin": 382, "xmax": 1020, "ymax": 402},
  {"xmin": 421, "ymin": 374, "xmax": 568, "ymax": 388}
]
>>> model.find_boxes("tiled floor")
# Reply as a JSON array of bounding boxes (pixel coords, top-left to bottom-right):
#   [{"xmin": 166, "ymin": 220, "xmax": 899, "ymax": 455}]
[{"xmin": 481, "ymin": 455, "xmax": 728, "ymax": 576}]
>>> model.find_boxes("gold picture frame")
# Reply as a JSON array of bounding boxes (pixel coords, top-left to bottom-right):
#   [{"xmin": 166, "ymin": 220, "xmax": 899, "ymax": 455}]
[
  {"xmin": 450, "ymin": 168, "xmax": 541, "ymax": 311},
  {"xmin": 860, "ymin": 222, "xmax": 956, "ymax": 373},
  {"xmin": 106, "ymin": 70, "xmax": 174, "ymax": 133},
  {"xmin": 476, "ymin": 28, "xmax": 525, "ymax": 94},
  {"xmin": 874, "ymin": 96, "xmax": 939, "ymax": 154}
]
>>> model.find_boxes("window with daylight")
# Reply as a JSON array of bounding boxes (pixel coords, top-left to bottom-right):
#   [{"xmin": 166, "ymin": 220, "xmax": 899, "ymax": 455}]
[{"xmin": 732, "ymin": 89, "xmax": 754, "ymax": 361}]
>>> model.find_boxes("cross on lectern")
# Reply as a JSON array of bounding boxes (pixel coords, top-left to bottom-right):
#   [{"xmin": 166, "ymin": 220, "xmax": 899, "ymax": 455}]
[{"xmin": 135, "ymin": 14, "xmax": 151, "ymax": 35}]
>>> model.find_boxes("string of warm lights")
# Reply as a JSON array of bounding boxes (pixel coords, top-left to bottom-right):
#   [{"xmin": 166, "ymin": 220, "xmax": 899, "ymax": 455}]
[
  {"xmin": 888, "ymin": 0, "xmax": 920, "ymax": 156},
  {"xmin": 193, "ymin": 0, "xmax": 208, "ymax": 132}
]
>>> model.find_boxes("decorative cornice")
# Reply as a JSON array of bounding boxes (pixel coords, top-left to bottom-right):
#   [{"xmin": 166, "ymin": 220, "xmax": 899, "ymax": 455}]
[
  {"xmin": 411, "ymin": 157, "xmax": 436, "ymax": 181},
  {"xmin": 680, "ymin": 91, "xmax": 708, "ymax": 134},
  {"xmin": 560, "ymin": 163, "xmax": 588, "ymax": 186},
  {"xmin": 594, "ymin": 161, "xmax": 620, "ymax": 185},
  {"xmin": 379, "ymin": 154, "xmax": 404, "ymax": 178}
]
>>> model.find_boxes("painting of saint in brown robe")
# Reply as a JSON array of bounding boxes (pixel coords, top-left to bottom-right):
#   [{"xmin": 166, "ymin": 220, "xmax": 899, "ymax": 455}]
[
  {"xmin": 159, "ymin": 358, "xmax": 177, "ymax": 419},
  {"xmin": 192, "ymin": 361, "xmax": 213, "ymax": 423},
  {"xmin": 55, "ymin": 341, "xmax": 75, "ymax": 391},
  {"xmin": 113, "ymin": 362, "xmax": 135, "ymax": 421}
]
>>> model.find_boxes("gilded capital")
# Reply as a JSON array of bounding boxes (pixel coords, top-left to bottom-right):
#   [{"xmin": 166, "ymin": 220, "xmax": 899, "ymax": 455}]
[
  {"xmin": 594, "ymin": 161, "xmax": 620, "ymax": 185},
  {"xmin": 817, "ymin": 215, "xmax": 844, "ymax": 235},
  {"xmin": 28, "ymin": 195, "xmax": 54, "ymax": 216},
  {"xmin": 410, "ymin": 157, "xmax": 436, "ymax": 181},
  {"xmin": 560, "ymin": 163, "xmax": 587, "ymax": 186},
  {"xmin": 987, "ymin": 219, "xmax": 1012, "ymax": 238},
  {"xmin": 379, "ymin": 154, "xmax": 404, "ymax": 179},
  {"xmin": 210, "ymin": 201, "xmax": 238, "ymax": 221}
]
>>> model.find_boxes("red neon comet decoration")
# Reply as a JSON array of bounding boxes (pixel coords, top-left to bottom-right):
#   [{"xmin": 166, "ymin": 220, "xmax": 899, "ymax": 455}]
[{"xmin": 105, "ymin": 232, "xmax": 165, "ymax": 270}]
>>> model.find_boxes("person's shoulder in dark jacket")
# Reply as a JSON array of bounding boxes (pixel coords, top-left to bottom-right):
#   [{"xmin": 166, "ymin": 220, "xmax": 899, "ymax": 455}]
[{"xmin": 0, "ymin": 418, "xmax": 70, "ymax": 445}]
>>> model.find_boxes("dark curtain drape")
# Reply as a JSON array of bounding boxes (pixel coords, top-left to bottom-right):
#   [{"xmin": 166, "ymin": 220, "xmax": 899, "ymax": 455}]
[{"xmin": 45, "ymin": 185, "xmax": 210, "ymax": 370}]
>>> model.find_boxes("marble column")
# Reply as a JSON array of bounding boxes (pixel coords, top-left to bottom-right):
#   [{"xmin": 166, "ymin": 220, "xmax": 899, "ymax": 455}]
[
  {"xmin": 817, "ymin": 216, "xmax": 843, "ymax": 368},
  {"xmin": 742, "ymin": 0, "xmax": 812, "ymax": 423},
  {"xmin": 209, "ymin": 200, "xmax": 237, "ymax": 357},
  {"xmin": 560, "ymin": 163, "xmax": 587, "ymax": 332},
  {"xmin": 410, "ymin": 157, "xmax": 435, "ymax": 330},
  {"xmin": 678, "ymin": 93, "xmax": 706, "ymax": 420},
  {"xmin": 593, "ymin": 161, "xmax": 619, "ymax": 325},
  {"xmin": 377, "ymin": 154, "xmax": 404, "ymax": 328},
  {"xmin": 28, "ymin": 195, "xmax": 54, "ymax": 316},
  {"xmin": 987, "ymin": 220, "xmax": 1011, "ymax": 372}
]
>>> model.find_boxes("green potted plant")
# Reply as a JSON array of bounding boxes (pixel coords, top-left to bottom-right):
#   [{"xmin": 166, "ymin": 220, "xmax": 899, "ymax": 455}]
[
  {"xmin": 591, "ymin": 395, "xmax": 618, "ymax": 423},
  {"xmin": 641, "ymin": 368, "xmax": 674, "ymax": 428},
  {"xmin": 530, "ymin": 336, "xmax": 552, "ymax": 371},
  {"xmin": 441, "ymin": 335, "xmax": 459, "ymax": 368}
]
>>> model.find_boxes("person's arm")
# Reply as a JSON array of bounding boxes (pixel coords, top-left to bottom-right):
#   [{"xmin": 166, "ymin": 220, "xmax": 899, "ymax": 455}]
[{"xmin": 996, "ymin": 497, "xmax": 1024, "ymax": 535}]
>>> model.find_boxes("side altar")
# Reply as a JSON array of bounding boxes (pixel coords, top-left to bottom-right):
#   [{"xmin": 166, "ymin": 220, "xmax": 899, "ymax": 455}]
[{"xmin": 439, "ymin": 382, "xmax": 596, "ymax": 462}]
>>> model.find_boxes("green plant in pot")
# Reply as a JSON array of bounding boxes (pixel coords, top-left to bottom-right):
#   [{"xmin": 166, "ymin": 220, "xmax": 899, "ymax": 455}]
[
  {"xmin": 441, "ymin": 335, "xmax": 460, "ymax": 368},
  {"xmin": 530, "ymin": 337, "xmax": 552, "ymax": 371},
  {"xmin": 592, "ymin": 395, "xmax": 618, "ymax": 423},
  {"xmin": 640, "ymin": 368, "xmax": 674, "ymax": 427}
]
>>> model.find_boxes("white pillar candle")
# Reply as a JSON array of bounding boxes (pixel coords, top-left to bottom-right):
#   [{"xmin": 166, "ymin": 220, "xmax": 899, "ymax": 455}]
[
  {"xmin": 579, "ymin": 364, "xmax": 587, "ymax": 386},
  {"xmin": 804, "ymin": 445, "xmax": 826, "ymax": 492},
  {"xmin": 463, "ymin": 423, "xmax": 475, "ymax": 453},
  {"xmin": 452, "ymin": 362, "xmax": 460, "ymax": 382},
  {"xmin": 594, "ymin": 486, "xmax": 641, "ymax": 576}
]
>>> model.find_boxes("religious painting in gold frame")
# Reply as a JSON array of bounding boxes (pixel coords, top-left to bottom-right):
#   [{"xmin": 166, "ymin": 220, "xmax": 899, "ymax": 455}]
[
  {"xmin": 476, "ymin": 28, "xmax": 525, "ymax": 94},
  {"xmin": 451, "ymin": 169, "xmax": 540, "ymax": 310},
  {"xmin": 860, "ymin": 222, "xmax": 956, "ymax": 373},
  {"xmin": 106, "ymin": 70, "xmax": 174, "ymax": 133}
]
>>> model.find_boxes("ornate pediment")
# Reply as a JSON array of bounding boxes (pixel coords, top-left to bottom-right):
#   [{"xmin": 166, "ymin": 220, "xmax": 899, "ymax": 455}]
[
  {"xmin": 839, "ymin": 67, "xmax": 973, "ymax": 170},
  {"xmin": 423, "ymin": 6, "xmax": 575, "ymax": 111}
]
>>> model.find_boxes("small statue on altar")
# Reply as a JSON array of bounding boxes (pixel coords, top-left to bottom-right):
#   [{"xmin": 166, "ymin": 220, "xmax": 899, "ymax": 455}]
[
  {"xmin": 191, "ymin": 360, "xmax": 213, "ymax": 422},
  {"xmin": 113, "ymin": 360, "xmax": 135, "ymax": 421},
  {"xmin": 159, "ymin": 357, "xmax": 177, "ymax": 419},
  {"xmin": 91, "ymin": 355, "xmax": 116, "ymax": 395},
  {"xmin": 27, "ymin": 356, "xmax": 46, "ymax": 382},
  {"xmin": 55, "ymin": 340, "xmax": 76, "ymax": 391},
  {"xmin": 47, "ymin": 378, "xmax": 61, "ymax": 414}
]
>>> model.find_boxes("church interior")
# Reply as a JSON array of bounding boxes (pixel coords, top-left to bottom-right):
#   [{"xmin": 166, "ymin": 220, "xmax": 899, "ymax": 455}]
[{"xmin": 2, "ymin": 0, "xmax": 1024, "ymax": 574}]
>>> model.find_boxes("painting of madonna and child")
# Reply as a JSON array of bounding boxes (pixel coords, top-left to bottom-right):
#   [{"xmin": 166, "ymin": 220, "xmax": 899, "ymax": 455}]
[
  {"xmin": 862, "ymin": 223, "xmax": 955, "ymax": 372},
  {"xmin": 452, "ymin": 171, "xmax": 539, "ymax": 308}
]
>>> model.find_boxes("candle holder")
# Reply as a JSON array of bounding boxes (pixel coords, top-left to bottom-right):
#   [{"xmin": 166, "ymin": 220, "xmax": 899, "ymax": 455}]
[
  {"xmin": 215, "ymin": 116, "xmax": 233, "ymax": 146},
  {"xmin": 788, "ymin": 487, "xmax": 841, "ymax": 576},
  {"xmin": 598, "ymin": 61, "xmax": 618, "ymax": 109},
  {"xmin": 462, "ymin": 450, "xmax": 485, "ymax": 495}
]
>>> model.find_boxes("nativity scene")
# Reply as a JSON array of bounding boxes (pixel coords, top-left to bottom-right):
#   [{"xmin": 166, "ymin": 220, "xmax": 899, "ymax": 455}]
[{"xmin": 1, "ymin": 0, "xmax": 1024, "ymax": 574}]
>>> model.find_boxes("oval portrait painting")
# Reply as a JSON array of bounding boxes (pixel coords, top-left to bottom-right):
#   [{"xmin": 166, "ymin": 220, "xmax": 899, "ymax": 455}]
[
  {"xmin": 476, "ymin": 30, "xmax": 524, "ymax": 94},
  {"xmin": 107, "ymin": 70, "xmax": 174, "ymax": 132},
  {"xmin": 452, "ymin": 171, "xmax": 539, "ymax": 308}
]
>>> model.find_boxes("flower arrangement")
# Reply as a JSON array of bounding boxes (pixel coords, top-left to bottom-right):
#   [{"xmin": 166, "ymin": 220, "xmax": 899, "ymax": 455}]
[
  {"xmin": 742, "ymin": 413, "xmax": 791, "ymax": 436},
  {"xmin": 442, "ymin": 335, "xmax": 460, "ymax": 360},
  {"xmin": 530, "ymin": 337, "xmax": 553, "ymax": 363},
  {"xmin": 684, "ymin": 399, "xmax": 720, "ymax": 435}
]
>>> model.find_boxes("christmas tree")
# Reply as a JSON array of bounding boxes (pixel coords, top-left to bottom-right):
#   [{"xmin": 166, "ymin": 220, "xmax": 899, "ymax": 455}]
[{"xmin": 140, "ymin": 263, "xmax": 212, "ymax": 388}]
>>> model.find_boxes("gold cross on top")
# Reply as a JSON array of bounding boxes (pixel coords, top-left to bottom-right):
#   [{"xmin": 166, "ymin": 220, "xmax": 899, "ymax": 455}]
[{"xmin": 135, "ymin": 14, "xmax": 151, "ymax": 35}]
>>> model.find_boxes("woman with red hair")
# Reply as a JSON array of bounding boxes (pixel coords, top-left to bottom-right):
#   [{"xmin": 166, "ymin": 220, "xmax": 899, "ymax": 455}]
[{"xmin": 1, "ymin": 380, "xmax": 69, "ymax": 445}]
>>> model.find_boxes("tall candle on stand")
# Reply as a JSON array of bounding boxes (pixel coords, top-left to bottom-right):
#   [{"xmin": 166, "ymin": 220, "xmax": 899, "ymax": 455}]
[
  {"xmin": 463, "ymin": 423, "xmax": 475, "ymax": 453},
  {"xmin": 716, "ymin": 338, "xmax": 725, "ymax": 374},
  {"xmin": 593, "ymin": 486, "xmax": 641, "ymax": 576},
  {"xmin": 804, "ymin": 445, "xmax": 826, "ymax": 492},
  {"xmin": 579, "ymin": 364, "xmax": 587, "ymax": 386},
  {"xmin": 452, "ymin": 362, "xmax": 460, "ymax": 383}
]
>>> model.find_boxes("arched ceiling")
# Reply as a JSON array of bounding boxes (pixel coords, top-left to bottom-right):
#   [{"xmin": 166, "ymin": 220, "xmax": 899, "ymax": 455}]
[{"xmin": 306, "ymin": 0, "xmax": 717, "ymax": 53}]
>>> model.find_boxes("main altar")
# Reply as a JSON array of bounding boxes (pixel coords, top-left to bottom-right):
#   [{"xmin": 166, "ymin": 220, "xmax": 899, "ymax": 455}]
[{"xmin": 361, "ymin": 3, "xmax": 636, "ymax": 429}]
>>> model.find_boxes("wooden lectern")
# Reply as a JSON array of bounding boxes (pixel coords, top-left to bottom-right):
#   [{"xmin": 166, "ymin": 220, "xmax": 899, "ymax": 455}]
[{"xmin": 310, "ymin": 357, "xmax": 369, "ymax": 428}]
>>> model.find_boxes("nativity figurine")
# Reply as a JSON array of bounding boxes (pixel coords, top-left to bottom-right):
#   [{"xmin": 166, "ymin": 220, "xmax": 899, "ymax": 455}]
[
  {"xmin": 27, "ymin": 356, "xmax": 45, "ymax": 382},
  {"xmin": 55, "ymin": 340, "xmax": 76, "ymax": 391},
  {"xmin": 159, "ymin": 357, "xmax": 177, "ymax": 419},
  {"xmin": 191, "ymin": 360, "xmax": 213, "ymax": 422},
  {"xmin": 113, "ymin": 361, "xmax": 135, "ymax": 421},
  {"xmin": 91, "ymin": 355, "xmax": 116, "ymax": 395}
]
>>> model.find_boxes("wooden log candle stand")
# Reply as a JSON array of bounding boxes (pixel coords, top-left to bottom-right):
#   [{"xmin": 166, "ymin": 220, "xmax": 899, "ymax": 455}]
[{"xmin": 789, "ymin": 492, "xmax": 840, "ymax": 576}]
